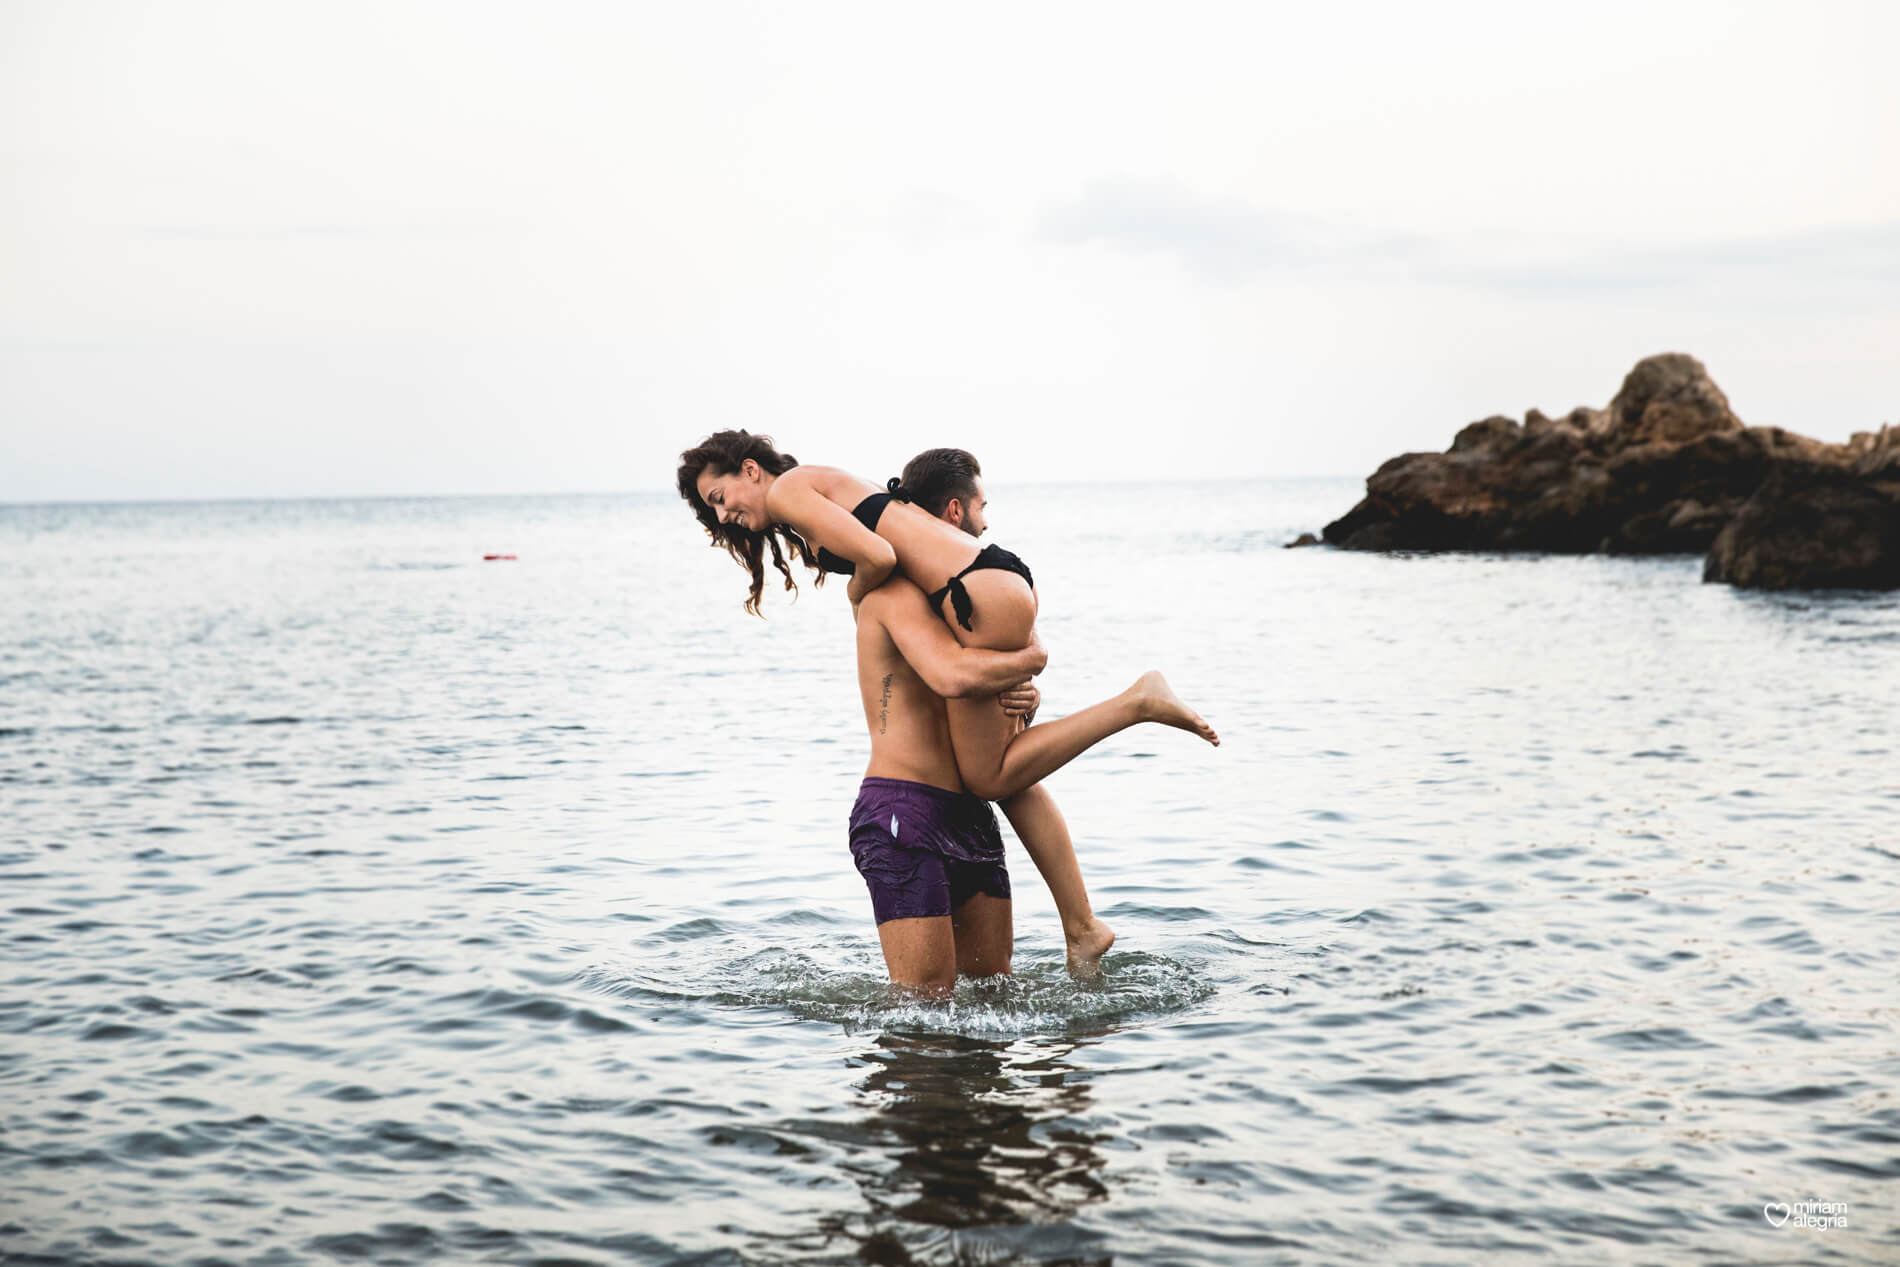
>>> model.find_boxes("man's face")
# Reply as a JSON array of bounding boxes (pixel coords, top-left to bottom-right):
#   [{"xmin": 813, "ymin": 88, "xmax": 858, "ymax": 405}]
[{"xmin": 948, "ymin": 477, "xmax": 988, "ymax": 538}]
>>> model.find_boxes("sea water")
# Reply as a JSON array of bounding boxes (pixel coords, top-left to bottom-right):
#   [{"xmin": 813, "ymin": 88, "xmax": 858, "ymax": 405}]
[{"xmin": 1, "ymin": 481, "xmax": 1895, "ymax": 1265}]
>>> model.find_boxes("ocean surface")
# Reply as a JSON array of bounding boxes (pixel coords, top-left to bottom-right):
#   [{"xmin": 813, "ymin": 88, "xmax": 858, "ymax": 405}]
[{"xmin": 1, "ymin": 480, "xmax": 1895, "ymax": 1266}]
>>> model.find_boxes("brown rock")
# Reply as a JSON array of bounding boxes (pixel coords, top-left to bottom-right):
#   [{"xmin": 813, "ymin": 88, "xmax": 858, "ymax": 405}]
[
  {"xmin": 1852, "ymin": 424, "xmax": 1900, "ymax": 479},
  {"xmin": 1704, "ymin": 462, "xmax": 1900, "ymax": 589},
  {"xmin": 1321, "ymin": 353, "xmax": 1894, "ymax": 582},
  {"xmin": 1285, "ymin": 532, "xmax": 1321, "ymax": 548},
  {"xmin": 1451, "ymin": 415, "xmax": 1521, "ymax": 454},
  {"xmin": 1596, "ymin": 352, "xmax": 1742, "ymax": 448},
  {"xmin": 1524, "ymin": 407, "xmax": 1594, "ymax": 439}
]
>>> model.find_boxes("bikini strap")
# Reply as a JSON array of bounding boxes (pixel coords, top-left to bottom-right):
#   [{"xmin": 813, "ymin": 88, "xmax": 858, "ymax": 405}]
[
  {"xmin": 928, "ymin": 558, "xmax": 980, "ymax": 632},
  {"xmin": 885, "ymin": 477, "xmax": 913, "ymax": 503}
]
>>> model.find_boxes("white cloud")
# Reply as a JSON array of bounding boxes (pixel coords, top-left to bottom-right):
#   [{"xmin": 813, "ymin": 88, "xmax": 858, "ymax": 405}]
[
  {"xmin": 1038, "ymin": 180, "xmax": 1900, "ymax": 301},
  {"xmin": 2, "ymin": 0, "xmax": 1896, "ymax": 499}
]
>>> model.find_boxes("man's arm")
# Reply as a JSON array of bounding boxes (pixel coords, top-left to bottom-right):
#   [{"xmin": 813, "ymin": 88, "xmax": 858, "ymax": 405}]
[{"xmin": 865, "ymin": 582, "xmax": 1045, "ymax": 698}]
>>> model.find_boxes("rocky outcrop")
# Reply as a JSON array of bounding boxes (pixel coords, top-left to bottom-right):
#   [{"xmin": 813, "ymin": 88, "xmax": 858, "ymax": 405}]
[
  {"xmin": 1703, "ymin": 431, "xmax": 1900, "ymax": 590},
  {"xmin": 1322, "ymin": 354, "xmax": 1898, "ymax": 589}
]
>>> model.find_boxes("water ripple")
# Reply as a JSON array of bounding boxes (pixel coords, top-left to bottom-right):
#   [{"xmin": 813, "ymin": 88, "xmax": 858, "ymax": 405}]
[{"xmin": 2, "ymin": 488, "xmax": 1897, "ymax": 1265}]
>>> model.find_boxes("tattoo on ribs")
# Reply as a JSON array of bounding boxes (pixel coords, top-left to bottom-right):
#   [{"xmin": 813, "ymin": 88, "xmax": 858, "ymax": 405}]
[{"xmin": 878, "ymin": 674, "xmax": 893, "ymax": 734}]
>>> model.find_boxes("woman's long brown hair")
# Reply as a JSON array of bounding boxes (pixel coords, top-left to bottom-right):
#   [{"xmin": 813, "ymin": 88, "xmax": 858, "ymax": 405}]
[{"xmin": 676, "ymin": 430, "xmax": 824, "ymax": 615}]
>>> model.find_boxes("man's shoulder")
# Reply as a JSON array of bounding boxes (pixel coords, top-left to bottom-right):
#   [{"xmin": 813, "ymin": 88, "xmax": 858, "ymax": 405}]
[{"xmin": 860, "ymin": 575, "xmax": 931, "ymax": 621}]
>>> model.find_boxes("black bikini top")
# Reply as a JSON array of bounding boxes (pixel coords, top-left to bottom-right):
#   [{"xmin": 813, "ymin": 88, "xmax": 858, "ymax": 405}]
[{"xmin": 813, "ymin": 481, "xmax": 908, "ymax": 575}]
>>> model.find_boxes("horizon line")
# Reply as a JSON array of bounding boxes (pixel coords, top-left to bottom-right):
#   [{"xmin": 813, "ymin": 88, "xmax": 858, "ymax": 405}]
[{"xmin": 0, "ymin": 472, "xmax": 1364, "ymax": 510}]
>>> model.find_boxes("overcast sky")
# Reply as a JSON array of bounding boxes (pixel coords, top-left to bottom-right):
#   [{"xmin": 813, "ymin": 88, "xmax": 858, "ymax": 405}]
[{"xmin": 3, "ymin": 0, "xmax": 1896, "ymax": 501}]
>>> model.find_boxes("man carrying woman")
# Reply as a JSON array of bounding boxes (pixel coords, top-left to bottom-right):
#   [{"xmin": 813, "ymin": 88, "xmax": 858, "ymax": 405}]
[{"xmin": 677, "ymin": 431, "xmax": 1218, "ymax": 992}]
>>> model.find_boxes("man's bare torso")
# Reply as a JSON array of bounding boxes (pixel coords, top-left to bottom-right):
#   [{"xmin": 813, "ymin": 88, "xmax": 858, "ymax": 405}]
[{"xmin": 855, "ymin": 579, "xmax": 965, "ymax": 792}]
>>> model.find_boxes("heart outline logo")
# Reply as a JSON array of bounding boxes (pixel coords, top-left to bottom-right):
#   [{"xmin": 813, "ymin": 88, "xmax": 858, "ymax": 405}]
[{"xmin": 1763, "ymin": 1202, "xmax": 1791, "ymax": 1227}]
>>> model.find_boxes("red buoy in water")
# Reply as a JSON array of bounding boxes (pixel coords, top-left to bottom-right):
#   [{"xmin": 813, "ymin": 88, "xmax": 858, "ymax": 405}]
[{"xmin": 482, "ymin": 554, "xmax": 517, "ymax": 561}]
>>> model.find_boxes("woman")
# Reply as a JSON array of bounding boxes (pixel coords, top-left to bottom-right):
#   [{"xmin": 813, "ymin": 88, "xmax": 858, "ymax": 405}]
[{"xmin": 676, "ymin": 429, "xmax": 1218, "ymax": 807}]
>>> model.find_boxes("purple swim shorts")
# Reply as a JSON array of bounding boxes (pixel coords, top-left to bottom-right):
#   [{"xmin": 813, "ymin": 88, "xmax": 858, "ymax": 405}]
[{"xmin": 848, "ymin": 776, "xmax": 1011, "ymax": 924}]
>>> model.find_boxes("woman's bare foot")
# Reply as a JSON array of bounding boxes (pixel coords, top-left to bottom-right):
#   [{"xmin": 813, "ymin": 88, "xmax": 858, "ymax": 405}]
[
  {"xmin": 1129, "ymin": 670, "xmax": 1219, "ymax": 746},
  {"xmin": 1066, "ymin": 919, "xmax": 1116, "ymax": 980}
]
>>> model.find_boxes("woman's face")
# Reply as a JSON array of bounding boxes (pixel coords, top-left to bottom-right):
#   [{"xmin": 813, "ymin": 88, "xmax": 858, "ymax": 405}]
[{"xmin": 695, "ymin": 461, "xmax": 771, "ymax": 532}]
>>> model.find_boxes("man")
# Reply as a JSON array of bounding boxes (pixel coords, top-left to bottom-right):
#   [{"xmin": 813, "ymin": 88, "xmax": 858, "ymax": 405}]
[
  {"xmin": 900, "ymin": 449, "xmax": 1115, "ymax": 978},
  {"xmin": 846, "ymin": 568, "xmax": 1047, "ymax": 994}
]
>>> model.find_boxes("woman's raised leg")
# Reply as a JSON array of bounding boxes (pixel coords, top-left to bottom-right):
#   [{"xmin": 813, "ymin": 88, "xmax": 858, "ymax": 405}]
[{"xmin": 946, "ymin": 670, "xmax": 1218, "ymax": 803}]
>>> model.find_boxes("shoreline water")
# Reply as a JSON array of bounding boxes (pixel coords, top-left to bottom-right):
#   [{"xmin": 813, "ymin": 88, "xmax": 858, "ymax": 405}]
[{"xmin": 3, "ymin": 482, "xmax": 1895, "ymax": 1264}]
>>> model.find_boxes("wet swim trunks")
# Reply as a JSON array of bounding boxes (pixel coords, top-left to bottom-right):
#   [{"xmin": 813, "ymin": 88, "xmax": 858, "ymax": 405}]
[{"xmin": 848, "ymin": 776, "xmax": 1010, "ymax": 924}]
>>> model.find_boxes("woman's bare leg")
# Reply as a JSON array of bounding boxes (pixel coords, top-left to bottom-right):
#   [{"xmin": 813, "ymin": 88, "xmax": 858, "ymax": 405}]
[
  {"xmin": 950, "ymin": 893, "xmax": 1012, "ymax": 979},
  {"xmin": 998, "ymin": 784, "xmax": 1115, "ymax": 979},
  {"xmin": 936, "ymin": 571, "xmax": 1216, "ymax": 802},
  {"xmin": 932, "ymin": 570, "xmax": 1213, "ymax": 966},
  {"xmin": 875, "ymin": 917, "xmax": 957, "ymax": 997},
  {"xmin": 948, "ymin": 671, "xmax": 1219, "ymax": 803}
]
